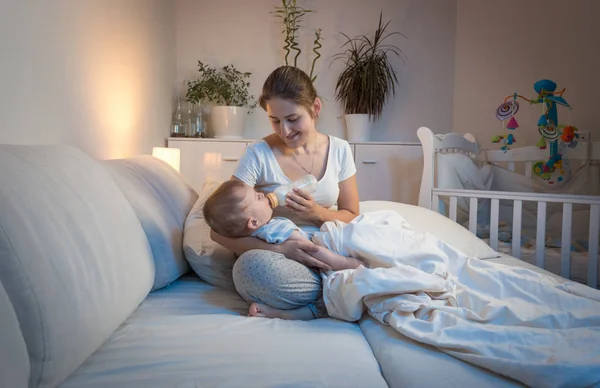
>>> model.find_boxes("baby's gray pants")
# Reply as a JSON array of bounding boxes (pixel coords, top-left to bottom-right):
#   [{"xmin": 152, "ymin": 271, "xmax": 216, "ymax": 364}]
[{"xmin": 232, "ymin": 249, "xmax": 329, "ymax": 318}]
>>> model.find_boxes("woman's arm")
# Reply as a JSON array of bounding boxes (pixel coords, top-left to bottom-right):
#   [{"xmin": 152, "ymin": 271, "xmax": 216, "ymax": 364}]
[
  {"xmin": 210, "ymin": 229, "xmax": 331, "ymax": 270},
  {"xmin": 315, "ymin": 174, "xmax": 359, "ymax": 224}
]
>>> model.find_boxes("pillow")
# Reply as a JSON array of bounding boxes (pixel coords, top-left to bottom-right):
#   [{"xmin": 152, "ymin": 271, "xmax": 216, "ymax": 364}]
[
  {"xmin": 359, "ymin": 201, "xmax": 499, "ymax": 259},
  {"xmin": 0, "ymin": 145, "xmax": 155, "ymax": 387},
  {"xmin": 183, "ymin": 179, "xmax": 238, "ymax": 290},
  {"xmin": 104, "ymin": 156, "xmax": 199, "ymax": 291}
]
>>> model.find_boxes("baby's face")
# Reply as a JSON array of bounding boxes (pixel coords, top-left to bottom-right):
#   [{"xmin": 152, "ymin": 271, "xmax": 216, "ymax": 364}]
[{"xmin": 240, "ymin": 185, "xmax": 273, "ymax": 226}]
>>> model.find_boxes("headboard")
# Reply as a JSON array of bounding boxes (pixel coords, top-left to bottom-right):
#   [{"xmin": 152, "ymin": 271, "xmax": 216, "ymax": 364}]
[{"xmin": 417, "ymin": 126, "xmax": 479, "ymax": 209}]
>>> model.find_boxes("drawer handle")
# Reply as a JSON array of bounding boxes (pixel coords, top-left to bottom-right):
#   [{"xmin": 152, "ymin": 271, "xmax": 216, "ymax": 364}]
[
  {"xmin": 362, "ymin": 160, "xmax": 378, "ymax": 164},
  {"xmin": 222, "ymin": 157, "xmax": 240, "ymax": 162}
]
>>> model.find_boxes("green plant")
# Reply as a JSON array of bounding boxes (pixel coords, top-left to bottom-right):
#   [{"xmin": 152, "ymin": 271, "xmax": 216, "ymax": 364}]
[
  {"xmin": 186, "ymin": 61, "xmax": 256, "ymax": 109},
  {"xmin": 332, "ymin": 12, "xmax": 406, "ymax": 120},
  {"xmin": 272, "ymin": 0, "xmax": 323, "ymax": 82}
]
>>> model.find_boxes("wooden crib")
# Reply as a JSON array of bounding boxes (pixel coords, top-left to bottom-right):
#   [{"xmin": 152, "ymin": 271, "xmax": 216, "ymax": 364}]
[{"xmin": 417, "ymin": 126, "xmax": 600, "ymax": 288}]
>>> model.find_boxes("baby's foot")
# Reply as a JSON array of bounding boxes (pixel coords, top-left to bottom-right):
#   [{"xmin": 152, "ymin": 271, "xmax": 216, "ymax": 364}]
[
  {"xmin": 248, "ymin": 302, "xmax": 277, "ymax": 318},
  {"xmin": 247, "ymin": 302, "xmax": 315, "ymax": 320}
]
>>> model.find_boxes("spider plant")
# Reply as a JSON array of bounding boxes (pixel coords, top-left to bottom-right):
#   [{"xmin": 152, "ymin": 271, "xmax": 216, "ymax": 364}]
[{"xmin": 332, "ymin": 12, "xmax": 406, "ymax": 121}]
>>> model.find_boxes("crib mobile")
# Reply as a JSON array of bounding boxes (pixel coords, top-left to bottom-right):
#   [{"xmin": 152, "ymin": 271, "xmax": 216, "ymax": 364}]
[{"xmin": 493, "ymin": 79, "xmax": 581, "ymax": 186}]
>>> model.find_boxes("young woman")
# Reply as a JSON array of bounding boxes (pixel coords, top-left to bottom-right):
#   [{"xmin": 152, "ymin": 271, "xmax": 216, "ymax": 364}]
[{"xmin": 210, "ymin": 66, "xmax": 359, "ymax": 319}]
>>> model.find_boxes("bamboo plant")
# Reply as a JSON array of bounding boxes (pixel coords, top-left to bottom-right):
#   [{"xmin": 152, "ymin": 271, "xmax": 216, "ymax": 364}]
[
  {"xmin": 271, "ymin": 0, "xmax": 323, "ymax": 82},
  {"xmin": 332, "ymin": 12, "xmax": 406, "ymax": 121}
]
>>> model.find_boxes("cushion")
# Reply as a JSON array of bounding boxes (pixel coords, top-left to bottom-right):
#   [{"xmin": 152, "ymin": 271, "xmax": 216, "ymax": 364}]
[
  {"xmin": 0, "ymin": 145, "xmax": 155, "ymax": 387},
  {"xmin": 103, "ymin": 156, "xmax": 199, "ymax": 291},
  {"xmin": 183, "ymin": 179, "xmax": 237, "ymax": 290},
  {"xmin": 359, "ymin": 201, "xmax": 499, "ymax": 259},
  {"xmin": 0, "ymin": 281, "xmax": 30, "ymax": 388}
]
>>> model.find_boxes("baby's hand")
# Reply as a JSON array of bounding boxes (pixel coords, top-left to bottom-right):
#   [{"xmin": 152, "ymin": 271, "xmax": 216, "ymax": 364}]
[{"xmin": 278, "ymin": 239, "xmax": 331, "ymax": 270}]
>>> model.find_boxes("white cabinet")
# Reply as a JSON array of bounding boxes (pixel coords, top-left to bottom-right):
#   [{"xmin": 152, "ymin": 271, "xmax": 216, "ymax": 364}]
[
  {"xmin": 168, "ymin": 138, "xmax": 423, "ymax": 205},
  {"xmin": 167, "ymin": 138, "xmax": 248, "ymax": 193},
  {"xmin": 352, "ymin": 143, "xmax": 423, "ymax": 204}
]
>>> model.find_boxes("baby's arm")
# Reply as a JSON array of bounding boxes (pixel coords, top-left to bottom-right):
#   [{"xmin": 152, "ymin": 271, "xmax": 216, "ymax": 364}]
[{"xmin": 287, "ymin": 231, "xmax": 363, "ymax": 271}]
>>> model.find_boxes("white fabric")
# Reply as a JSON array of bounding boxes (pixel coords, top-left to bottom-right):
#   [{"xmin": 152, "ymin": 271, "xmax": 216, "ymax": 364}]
[
  {"xmin": 359, "ymin": 201, "xmax": 499, "ymax": 259},
  {"xmin": 358, "ymin": 253, "xmax": 572, "ymax": 388},
  {"xmin": 183, "ymin": 179, "xmax": 238, "ymax": 290},
  {"xmin": 104, "ymin": 156, "xmax": 198, "ymax": 291},
  {"xmin": 233, "ymin": 135, "xmax": 356, "ymax": 233},
  {"xmin": 0, "ymin": 281, "xmax": 30, "ymax": 388},
  {"xmin": 318, "ymin": 210, "xmax": 600, "ymax": 388},
  {"xmin": 0, "ymin": 145, "xmax": 155, "ymax": 388},
  {"xmin": 62, "ymin": 275, "xmax": 388, "ymax": 388}
]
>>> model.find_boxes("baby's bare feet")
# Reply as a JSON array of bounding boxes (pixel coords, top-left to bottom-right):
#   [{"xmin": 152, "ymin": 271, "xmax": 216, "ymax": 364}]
[
  {"xmin": 247, "ymin": 302, "xmax": 315, "ymax": 320},
  {"xmin": 248, "ymin": 302, "xmax": 274, "ymax": 318}
]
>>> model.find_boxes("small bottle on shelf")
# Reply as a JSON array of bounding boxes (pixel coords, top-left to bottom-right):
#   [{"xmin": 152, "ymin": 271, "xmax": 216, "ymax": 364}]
[{"xmin": 170, "ymin": 97, "xmax": 186, "ymax": 137}]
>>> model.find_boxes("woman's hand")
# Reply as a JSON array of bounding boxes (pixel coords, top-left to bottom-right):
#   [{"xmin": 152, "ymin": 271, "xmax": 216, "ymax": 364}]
[
  {"xmin": 277, "ymin": 239, "xmax": 331, "ymax": 270},
  {"xmin": 285, "ymin": 188, "xmax": 324, "ymax": 223}
]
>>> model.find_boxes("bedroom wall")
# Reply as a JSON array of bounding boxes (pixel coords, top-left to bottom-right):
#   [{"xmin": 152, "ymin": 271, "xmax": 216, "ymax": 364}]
[
  {"xmin": 453, "ymin": 0, "xmax": 600, "ymax": 147},
  {"xmin": 0, "ymin": 0, "xmax": 176, "ymax": 160},
  {"xmin": 175, "ymin": 0, "xmax": 457, "ymax": 142}
]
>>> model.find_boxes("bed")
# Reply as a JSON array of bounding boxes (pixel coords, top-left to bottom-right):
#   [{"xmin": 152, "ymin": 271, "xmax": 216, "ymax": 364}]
[{"xmin": 416, "ymin": 126, "xmax": 600, "ymax": 288}]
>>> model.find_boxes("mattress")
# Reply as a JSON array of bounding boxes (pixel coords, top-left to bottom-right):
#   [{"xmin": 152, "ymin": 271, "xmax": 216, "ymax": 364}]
[{"xmin": 61, "ymin": 275, "xmax": 387, "ymax": 388}]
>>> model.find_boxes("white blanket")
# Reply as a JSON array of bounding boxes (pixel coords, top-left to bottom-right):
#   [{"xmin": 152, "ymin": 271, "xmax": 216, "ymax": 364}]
[{"xmin": 313, "ymin": 210, "xmax": 600, "ymax": 388}]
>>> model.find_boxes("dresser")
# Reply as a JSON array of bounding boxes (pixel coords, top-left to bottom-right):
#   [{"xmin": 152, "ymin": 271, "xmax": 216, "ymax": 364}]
[{"xmin": 167, "ymin": 137, "xmax": 423, "ymax": 205}]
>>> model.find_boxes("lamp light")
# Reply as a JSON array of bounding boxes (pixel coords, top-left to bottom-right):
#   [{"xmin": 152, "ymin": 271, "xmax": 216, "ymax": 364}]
[{"xmin": 152, "ymin": 147, "xmax": 180, "ymax": 172}]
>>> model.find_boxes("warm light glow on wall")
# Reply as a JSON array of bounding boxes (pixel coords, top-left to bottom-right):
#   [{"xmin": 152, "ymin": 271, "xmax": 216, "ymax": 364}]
[
  {"xmin": 203, "ymin": 153, "xmax": 222, "ymax": 180},
  {"xmin": 152, "ymin": 147, "xmax": 180, "ymax": 172}
]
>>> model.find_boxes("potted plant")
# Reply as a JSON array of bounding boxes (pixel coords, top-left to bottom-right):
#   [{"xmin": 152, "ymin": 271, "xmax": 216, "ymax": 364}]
[
  {"xmin": 332, "ymin": 12, "xmax": 406, "ymax": 141},
  {"xmin": 186, "ymin": 61, "xmax": 256, "ymax": 139},
  {"xmin": 271, "ymin": 0, "xmax": 323, "ymax": 81}
]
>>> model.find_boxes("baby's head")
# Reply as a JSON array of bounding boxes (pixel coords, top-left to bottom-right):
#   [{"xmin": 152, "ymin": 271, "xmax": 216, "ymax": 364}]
[{"xmin": 203, "ymin": 180, "xmax": 273, "ymax": 238}]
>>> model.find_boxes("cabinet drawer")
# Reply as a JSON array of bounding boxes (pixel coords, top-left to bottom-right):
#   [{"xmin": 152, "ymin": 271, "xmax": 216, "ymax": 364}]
[
  {"xmin": 354, "ymin": 144, "xmax": 423, "ymax": 204},
  {"xmin": 167, "ymin": 140, "xmax": 247, "ymax": 193}
]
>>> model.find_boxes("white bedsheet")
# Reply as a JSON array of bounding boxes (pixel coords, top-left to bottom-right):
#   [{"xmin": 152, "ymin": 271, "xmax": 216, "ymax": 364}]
[
  {"xmin": 61, "ymin": 275, "xmax": 387, "ymax": 388},
  {"xmin": 315, "ymin": 210, "xmax": 600, "ymax": 388}
]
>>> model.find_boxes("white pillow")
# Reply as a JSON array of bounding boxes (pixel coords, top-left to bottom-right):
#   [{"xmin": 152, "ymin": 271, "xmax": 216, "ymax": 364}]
[
  {"xmin": 359, "ymin": 201, "xmax": 499, "ymax": 259},
  {"xmin": 104, "ymin": 156, "xmax": 198, "ymax": 291},
  {"xmin": 183, "ymin": 179, "xmax": 237, "ymax": 290}
]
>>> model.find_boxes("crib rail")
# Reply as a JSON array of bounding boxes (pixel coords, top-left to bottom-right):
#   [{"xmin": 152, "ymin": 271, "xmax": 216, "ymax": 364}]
[{"xmin": 432, "ymin": 188, "xmax": 600, "ymax": 288}]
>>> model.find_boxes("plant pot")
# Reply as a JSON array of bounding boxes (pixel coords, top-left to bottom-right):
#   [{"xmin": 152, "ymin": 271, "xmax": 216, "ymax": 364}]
[
  {"xmin": 210, "ymin": 106, "xmax": 247, "ymax": 139},
  {"xmin": 344, "ymin": 114, "xmax": 371, "ymax": 142}
]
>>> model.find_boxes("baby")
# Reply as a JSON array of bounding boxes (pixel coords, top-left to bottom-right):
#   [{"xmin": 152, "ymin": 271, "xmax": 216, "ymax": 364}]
[{"xmin": 203, "ymin": 179, "xmax": 363, "ymax": 273}]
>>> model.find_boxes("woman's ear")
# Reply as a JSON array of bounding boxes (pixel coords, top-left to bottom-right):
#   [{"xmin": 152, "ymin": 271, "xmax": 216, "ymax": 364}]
[
  {"xmin": 312, "ymin": 97, "xmax": 322, "ymax": 118},
  {"xmin": 247, "ymin": 217, "xmax": 260, "ymax": 231}
]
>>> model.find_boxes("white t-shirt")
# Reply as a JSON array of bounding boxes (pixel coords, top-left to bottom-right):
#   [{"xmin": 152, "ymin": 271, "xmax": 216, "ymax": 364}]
[{"xmin": 233, "ymin": 135, "xmax": 356, "ymax": 233}]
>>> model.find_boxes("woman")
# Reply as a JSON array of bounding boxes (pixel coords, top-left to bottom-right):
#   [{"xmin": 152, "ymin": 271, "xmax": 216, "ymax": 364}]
[{"xmin": 210, "ymin": 66, "xmax": 359, "ymax": 319}]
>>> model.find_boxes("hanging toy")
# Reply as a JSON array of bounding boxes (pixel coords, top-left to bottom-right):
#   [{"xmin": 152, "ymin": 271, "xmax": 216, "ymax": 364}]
[
  {"xmin": 495, "ymin": 100, "xmax": 520, "ymax": 121},
  {"xmin": 491, "ymin": 134, "xmax": 516, "ymax": 153},
  {"xmin": 493, "ymin": 79, "xmax": 576, "ymax": 186},
  {"xmin": 536, "ymin": 137, "xmax": 547, "ymax": 149},
  {"xmin": 560, "ymin": 125, "xmax": 579, "ymax": 148},
  {"xmin": 539, "ymin": 122, "xmax": 560, "ymax": 140},
  {"xmin": 506, "ymin": 116, "xmax": 519, "ymax": 130}
]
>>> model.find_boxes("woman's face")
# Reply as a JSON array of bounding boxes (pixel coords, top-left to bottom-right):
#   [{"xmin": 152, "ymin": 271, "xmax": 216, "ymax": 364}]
[{"xmin": 266, "ymin": 97, "xmax": 320, "ymax": 149}]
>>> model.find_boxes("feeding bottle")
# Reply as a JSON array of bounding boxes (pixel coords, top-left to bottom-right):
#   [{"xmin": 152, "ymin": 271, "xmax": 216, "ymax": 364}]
[{"xmin": 266, "ymin": 175, "xmax": 318, "ymax": 208}]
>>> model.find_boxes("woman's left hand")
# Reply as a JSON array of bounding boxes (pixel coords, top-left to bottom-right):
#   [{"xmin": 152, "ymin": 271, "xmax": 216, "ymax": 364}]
[{"xmin": 285, "ymin": 188, "xmax": 323, "ymax": 223}]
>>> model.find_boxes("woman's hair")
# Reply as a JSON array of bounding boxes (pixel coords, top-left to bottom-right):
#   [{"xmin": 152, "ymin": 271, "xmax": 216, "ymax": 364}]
[
  {"xmin": 259, "ymin": 66, "xmax": 318, "ymax": 118},
  {"xmin": 202, "ymin": 180, "xmax": 251, "ymax": 238}
]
